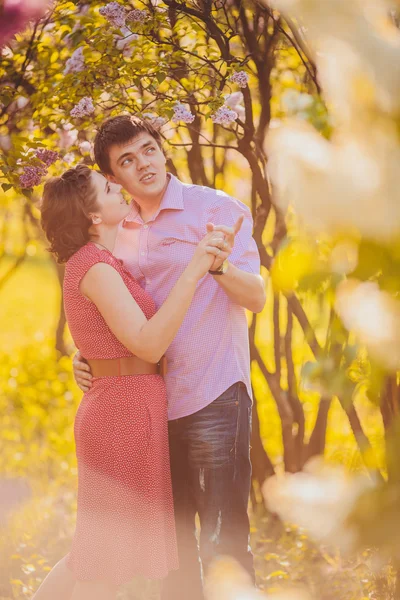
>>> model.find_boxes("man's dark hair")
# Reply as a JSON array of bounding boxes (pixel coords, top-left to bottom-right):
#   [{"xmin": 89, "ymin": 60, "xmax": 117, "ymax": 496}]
[{"xmin": 94, "ymin": 115, "xmax": 163, "ymax": 175}]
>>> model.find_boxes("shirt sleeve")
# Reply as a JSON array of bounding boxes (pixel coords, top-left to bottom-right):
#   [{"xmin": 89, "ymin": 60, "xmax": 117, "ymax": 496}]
[{"xmin": 206, "ymin": 193, "xmax": 261, "ymax": 274}]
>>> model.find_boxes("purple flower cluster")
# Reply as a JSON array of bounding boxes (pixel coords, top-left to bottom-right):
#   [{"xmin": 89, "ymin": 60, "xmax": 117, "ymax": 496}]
[
  {"xmin": 64, "ymin": 47, "xmax": 85, "ymax": 75},
  {"xmin": 35, "ymin": 149, "xmax": 59, "ymax": 166},
  {"xmin": 19, "ymin": 165, "xmax": 46, "ymax": 189},
  {"xmin": 211, "ymin": 106, "xmax": 238, "ymax": 126},
  {"xmin": 126, "ymin": 9, "xmax": 148, "ymax": 23},
  {"xmin": 71, "ymin": 97, "xmax": 95, "ymax": 118},
  {"xmin": 230, "ymin": 70, "xmax": 249, "ymax": 88},
  {"xmin": 172, "ymin": 103, "xmax": 195, "ymax": 124},
  {"xmin": 99, "ymin": 2, "xmax": 126, "ymax": 27}
]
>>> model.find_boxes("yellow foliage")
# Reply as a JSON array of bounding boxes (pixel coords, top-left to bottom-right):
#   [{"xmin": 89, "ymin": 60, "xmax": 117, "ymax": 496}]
[{"xmin": 270, "ymin": 238, "xmax": 317, "ymax": 293}]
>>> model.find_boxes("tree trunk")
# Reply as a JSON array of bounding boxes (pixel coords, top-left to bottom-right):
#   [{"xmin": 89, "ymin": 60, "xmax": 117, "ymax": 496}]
[
  {"xmin": 250, "ymin": 386, "xmax": 276, "ymax": 507},
  {"xmin": 304, "ymin": 396, "xmax": 332, "ymax": 462}
]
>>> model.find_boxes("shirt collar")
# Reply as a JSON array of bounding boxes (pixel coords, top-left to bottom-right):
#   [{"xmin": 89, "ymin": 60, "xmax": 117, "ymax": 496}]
[{"xmin": 123, "ymin": 173, "xmax": 184, "ymax": 224}]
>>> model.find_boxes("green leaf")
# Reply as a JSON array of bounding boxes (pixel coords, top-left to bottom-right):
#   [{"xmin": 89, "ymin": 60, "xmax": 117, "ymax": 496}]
[
  {"xmin": 1, "ymin": 183, "xmax": 13, "ymax": 192},
  {"xmin": 155, "ymin": 72, "xmax": 166, "ymax": 84}
]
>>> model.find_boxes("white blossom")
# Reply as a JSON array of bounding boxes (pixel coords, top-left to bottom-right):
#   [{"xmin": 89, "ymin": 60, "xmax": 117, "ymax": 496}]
[
  {"xmin": 263, "ymin": 459, "xmax": 374, "ymax": 552},
  {"xmin": 142, "ymin": 112, "xmax": 167, "ymax": 129},
  {"xmin": 63, "ymin": 152, "xmax": 75, "ymax": 164},
  {"xmin": 335, "ymin": 279, "xmax": 400, "ymax": 369},
  {"xmin": 79, "ymin": 141, "xmax": 92, "ymax": 154},
  {"xmin": 266, "ymin": 120, "xmax": 400, "ymax": 241},
  {"xmin": 282, "ymin": 89, "xmax": 313, "ymax": 113},
  {"xmin": 58, "ymin": 123, "xmax": 78, "ymax": 149}
]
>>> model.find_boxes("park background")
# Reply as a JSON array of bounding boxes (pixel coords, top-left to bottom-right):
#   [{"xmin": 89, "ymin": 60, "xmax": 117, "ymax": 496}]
[{"xmin": 1, "ymin": 0, "xmax": 400, "ymax": 598}]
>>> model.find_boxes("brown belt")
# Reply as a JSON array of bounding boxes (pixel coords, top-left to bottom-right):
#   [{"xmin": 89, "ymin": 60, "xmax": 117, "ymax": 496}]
[{"xmin": 87, "ymin": 356, "xmax": 167, "ymax": 377}]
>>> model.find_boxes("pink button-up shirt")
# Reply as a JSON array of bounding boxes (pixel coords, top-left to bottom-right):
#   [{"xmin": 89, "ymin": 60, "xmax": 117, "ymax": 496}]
[{"xmin": 114, "ymin": 174, "xmax": 261, "ymax": 420}]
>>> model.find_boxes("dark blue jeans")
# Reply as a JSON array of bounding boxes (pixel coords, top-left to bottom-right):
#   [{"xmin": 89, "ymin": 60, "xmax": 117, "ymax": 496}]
[{"xmin": 161, "ymin": 382, "xmax": 254, "ymax": 600}]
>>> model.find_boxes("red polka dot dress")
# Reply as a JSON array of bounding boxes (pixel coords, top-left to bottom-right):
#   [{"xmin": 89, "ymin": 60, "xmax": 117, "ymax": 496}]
[{"xmin": 63, "ymin": 242, "xmax": 178, "ymax": 585}]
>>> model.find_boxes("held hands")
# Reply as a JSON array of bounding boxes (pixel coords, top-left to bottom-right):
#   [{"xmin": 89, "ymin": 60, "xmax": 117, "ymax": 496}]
[
  {"xmin": 189, "ymin": 230, "xmax": 227, "ymax": 280},
  {"xmin": 206, "ymin": 215, "xmax": 244, "ymax": 272}
]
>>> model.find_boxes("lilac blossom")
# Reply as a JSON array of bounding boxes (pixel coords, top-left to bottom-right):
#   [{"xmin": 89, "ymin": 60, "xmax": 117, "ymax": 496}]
[
  {"xmin": 35, "ymin": 148, "xmax": 59, "ymax": 166},
  {"xmin": 126, "ymin": 9, "xmax": 148, "ymax": 23},
  {"xmin": 99, "ymin": 2, "xmax": 126, "ymax": 28},
  {"xmin": 211, "ymin": 106, "xmax": 238, "ymax": 126},
  {"xmin": 70, "ymin": 97, "xmax": 95, "ymax": 118},
  {"xmin": 64, "ymin": 46, "xmax": 85, "ymax": 75},
  {"xmin": 19, "ymin": 165, "xmax": 47, "ymax": 189},
  {"xmin": 172, "ymin": 103, "xmax": 195, "ymax": 124},
  {"xmin": 230, "ymin": 70, "xmax": 249, "ymax": 88}
]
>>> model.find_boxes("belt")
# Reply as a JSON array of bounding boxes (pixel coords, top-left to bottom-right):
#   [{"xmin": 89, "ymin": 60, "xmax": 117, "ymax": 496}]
[{"xmin": 87, "ymin": 356, "xmax": 167, "ymax": 377}]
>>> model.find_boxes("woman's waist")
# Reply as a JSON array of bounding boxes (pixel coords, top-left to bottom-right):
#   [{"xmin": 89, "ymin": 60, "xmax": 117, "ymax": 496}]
[
  {"xmin": 82, "ymin": 373, "xmax": 166, "ymax": 400},
  {"xmin": 81, "ymin": 355, "xmax": 166, "ymax": 378}
]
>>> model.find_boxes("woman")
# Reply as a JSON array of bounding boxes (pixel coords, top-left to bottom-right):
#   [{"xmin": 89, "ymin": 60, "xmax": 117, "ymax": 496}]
[{"xmin": 34, "ymin": 164, "xmax": 226, "ymax": 600}]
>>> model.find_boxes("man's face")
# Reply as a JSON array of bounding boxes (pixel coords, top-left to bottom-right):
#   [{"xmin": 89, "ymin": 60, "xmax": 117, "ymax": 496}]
[{"xmin": 106, "ymin": 132, "xmax": 167, "ymax": 200}]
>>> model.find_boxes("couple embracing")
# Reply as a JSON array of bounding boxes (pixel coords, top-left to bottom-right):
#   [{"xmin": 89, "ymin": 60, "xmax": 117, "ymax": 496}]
[{"xmin": 34, "ymin": 115, "xmax": 265, "ymax": 600}]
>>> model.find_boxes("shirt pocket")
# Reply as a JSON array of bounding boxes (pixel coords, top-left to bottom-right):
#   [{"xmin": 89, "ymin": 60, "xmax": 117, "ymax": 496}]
[{"xmin": 156, "ymin": 233, "xmax": 199, "ymax": 271}]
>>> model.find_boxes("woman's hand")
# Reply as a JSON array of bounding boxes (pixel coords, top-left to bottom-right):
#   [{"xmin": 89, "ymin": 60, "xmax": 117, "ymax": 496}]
[
  {"xmin": 187, "ymin": 230, "xmax": 226, "ymax": 281},
  {"xmin": 206, "ymin": 215, "xmax": 244, "ymax": 272}
]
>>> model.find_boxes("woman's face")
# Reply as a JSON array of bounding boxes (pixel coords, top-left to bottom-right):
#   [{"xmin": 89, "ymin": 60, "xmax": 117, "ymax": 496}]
[{"xmin": 90, "ymin": 170, "xmax": 131, "ymax": 226}]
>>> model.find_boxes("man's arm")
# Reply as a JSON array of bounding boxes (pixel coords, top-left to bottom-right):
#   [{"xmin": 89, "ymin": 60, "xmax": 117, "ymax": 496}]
[
  {"xmin": 73, "ymin": 350, "xmax": 92, "ymax": 392},
  {"xmin": 206, "ymin": 197, "xmax": 266, "ymax": 313},
  {"xmin": 210, "ymin": 260, "xmax": 265, "ymax": 313}
]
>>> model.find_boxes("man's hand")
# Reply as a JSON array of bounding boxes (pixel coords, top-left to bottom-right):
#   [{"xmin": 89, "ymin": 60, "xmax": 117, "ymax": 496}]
[
  {"xmin": 73, "ymin": 350, "xmax": 92, "ymax": 392},
  {"xmin": 206, "ymin": 215, "xmax": 244, "ymax": 271}
]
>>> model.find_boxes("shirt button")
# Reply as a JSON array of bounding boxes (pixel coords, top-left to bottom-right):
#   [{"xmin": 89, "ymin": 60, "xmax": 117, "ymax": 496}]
[
  {"xmin": 141, "ymin": 251, "xmax": 145, "ymax": 256},
  {"xmin": 143, "ymin": 224, "xmax": 149, "ymax": 229}
]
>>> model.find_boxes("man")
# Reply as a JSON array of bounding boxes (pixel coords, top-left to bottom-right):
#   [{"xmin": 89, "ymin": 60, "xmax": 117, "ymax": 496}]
[{"xmin": 73, "ymin": 115, "xmax": 266, "ymax": 600}]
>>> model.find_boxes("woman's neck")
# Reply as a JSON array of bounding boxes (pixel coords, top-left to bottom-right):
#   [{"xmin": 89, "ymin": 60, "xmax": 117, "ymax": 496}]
[{"xmin": 89, "ymin": 227, "xmax": 118, "ymax": 254}]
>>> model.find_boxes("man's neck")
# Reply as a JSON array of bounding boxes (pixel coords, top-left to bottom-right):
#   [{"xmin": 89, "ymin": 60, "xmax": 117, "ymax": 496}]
[
  {"xmin": 132, "ymin": 174, "xmax": 170, "ymax": 223},
  {"xmin": 139, "ymin": 199, "xmax": 162, "ymax": 223}
]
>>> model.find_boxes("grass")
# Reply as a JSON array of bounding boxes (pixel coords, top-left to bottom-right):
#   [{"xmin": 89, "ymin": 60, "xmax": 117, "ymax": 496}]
[{"xmin": 0, "ymin": 252, "xmax": 60, "ymax": 353}]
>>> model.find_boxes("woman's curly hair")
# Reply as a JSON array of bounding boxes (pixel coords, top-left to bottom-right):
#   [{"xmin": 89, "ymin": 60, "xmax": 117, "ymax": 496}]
[{"xmin": 40, "ymin": 164, "xmax": 99, "ymax": 263}]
